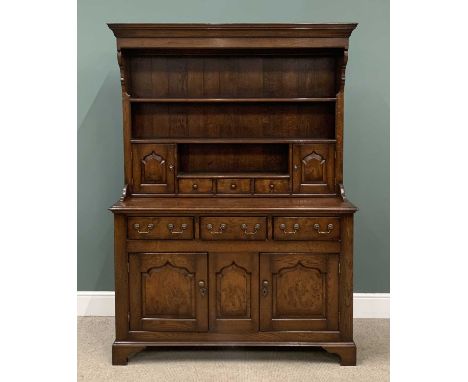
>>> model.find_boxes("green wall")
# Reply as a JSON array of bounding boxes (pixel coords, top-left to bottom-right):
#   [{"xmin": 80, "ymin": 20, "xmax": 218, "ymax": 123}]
[{"xmin": 78, "ymin": 0, "xmax": 389, "ymax": 292}]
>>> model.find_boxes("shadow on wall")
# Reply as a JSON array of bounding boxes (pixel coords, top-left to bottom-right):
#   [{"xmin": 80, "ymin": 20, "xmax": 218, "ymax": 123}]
[{"xmin": 78, "ymin": 70, "xmax": 124, "ymax": 290}]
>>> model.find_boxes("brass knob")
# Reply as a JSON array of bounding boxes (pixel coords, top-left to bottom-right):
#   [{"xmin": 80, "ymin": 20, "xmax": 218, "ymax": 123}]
[
  {"xmin": 192, "ymin": 183, "xmax": 198, "ymax": 190},
  {"xmin": 168, "ymin": 164, "xmax": 174, "ymax": 171},
  {"xmin": 294, "ymin": 164, "xmax": 299, "ymax": 171},
  {"xmin": 269, "ymin": 184, "xmax": 275, "ymax": 190},
  {"xmin": 231, "ymin": 183, "xmax": 237, "ymax": 189}
]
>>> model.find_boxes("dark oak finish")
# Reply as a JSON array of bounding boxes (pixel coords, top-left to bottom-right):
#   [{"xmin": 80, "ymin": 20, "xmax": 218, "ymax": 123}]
[{"xmin": 109, "ymin": 23, "xmax": 358, "ymax": 366}]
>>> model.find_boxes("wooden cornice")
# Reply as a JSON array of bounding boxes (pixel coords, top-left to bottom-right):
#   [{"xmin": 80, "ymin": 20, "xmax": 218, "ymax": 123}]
[{"xmin": 108, "ymin": 23, "xmax": 358, "ymax": 39}]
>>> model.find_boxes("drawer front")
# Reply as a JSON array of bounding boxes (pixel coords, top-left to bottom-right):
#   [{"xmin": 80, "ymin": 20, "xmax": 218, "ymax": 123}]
[
  {"xmin": 273, "ymin": 217, "xmax": 340, "ymax": 241},
  {"xmin": 254, "ymin": 179, "xmax": 290, "ymax": 194},
  {"xmin": 217, "ymin": 178, "xmax": 251, "ymax": 194},
  {"xmin": 178, "ymin": 178, "xmax": 213, "ymax": 194},
  {"xmin": 128, "ymin": 217, "xmax": 194, "ymax": 240},
  {"xmin": 200, "ymin": 216, "xmax": 267, "ymax": 241}
]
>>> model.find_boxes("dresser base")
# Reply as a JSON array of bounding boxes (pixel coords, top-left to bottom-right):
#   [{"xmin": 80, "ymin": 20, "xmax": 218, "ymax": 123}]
[{"xmin": 112, "ymin": 341, "xmax": 356, "ymax": 366}]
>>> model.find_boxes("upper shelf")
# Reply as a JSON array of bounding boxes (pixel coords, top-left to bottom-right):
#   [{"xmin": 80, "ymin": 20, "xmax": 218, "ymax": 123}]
[{"xmin": 128, "ymin": 97, "xmax": 337, "ymax": 103}]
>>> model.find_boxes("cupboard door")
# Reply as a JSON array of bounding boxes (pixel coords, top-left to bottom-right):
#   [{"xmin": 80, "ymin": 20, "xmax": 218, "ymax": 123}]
[
  {"xmin": 132, "ymin": 144, "xmax": 175, "ymax": 193},
  {"xmin": 129, "ymin": 252, "xmax": 208, "ymax": 332},
  {"xmin": 292, "ymin": 144, "xmax": 335, "ymax": 194},
  {"xmin": 259, "ymin": 253, "xmax": 339, "ymax": 331},
  {"xmin": 209, "ymin": 253, "xmax": 259, "ymax": 332}
]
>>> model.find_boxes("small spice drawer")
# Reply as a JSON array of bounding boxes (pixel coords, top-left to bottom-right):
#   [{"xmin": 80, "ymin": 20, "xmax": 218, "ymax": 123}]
[
  {"xmin": 178, "ymin": 178, "xmax": 213, "ymax": 194},
  {"xmin": 254, "ymin": 179, "xmax": 290, "ymax": 194},
  {"xmin": 200, "ymin": 216, "xmax": 267, "ymax": 241},
  {"xmin": 217, "ymin": 178, "xmax": 251, "ymax": 194},
  {"xmin": 128, "ymin": 217, "xmax": 194, "ymax": 240},
  {"xmin": 273, "ymin": 217, "xmax": 340, "ymax": 241}
]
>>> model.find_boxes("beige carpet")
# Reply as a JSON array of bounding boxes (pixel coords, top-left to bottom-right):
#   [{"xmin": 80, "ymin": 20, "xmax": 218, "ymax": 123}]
[{"xmin": 78, "ymin": 317, "xmax": 389, "ymax": 381}]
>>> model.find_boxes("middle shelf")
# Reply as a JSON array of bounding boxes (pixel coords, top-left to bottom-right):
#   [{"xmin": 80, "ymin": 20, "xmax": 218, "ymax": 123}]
[
  {"xmin": 129, "ymin": 97, "xmax": 337, "ymax": 103},
  {"xmin": 131, "ymin": 101, "xmax": 335, "ymax": 139}
]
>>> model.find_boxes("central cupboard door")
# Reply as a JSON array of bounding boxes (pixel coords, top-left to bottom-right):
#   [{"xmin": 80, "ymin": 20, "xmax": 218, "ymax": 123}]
[
  {"xmin": 209, "ymin": 253, "xmax": 259, "ymax": 332},
  {"xmin": 259, "ymin": 253, "xmax": 339, "ymax": 331},
  {"xmin": 129, "ymin": 252, "xmax": 208, "ymax": 332}
]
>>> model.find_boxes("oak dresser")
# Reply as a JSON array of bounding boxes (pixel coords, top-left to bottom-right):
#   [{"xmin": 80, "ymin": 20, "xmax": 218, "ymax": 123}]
[{"xmin": 108, "ymin": 23, "xmax": 358, "ymax": 366}]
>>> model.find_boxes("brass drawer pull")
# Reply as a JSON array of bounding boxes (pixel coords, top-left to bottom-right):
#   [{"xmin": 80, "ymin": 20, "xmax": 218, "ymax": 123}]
[
  {"xmin": 241, "ymin": 223, "xmax": 261, "ymax": 235},
  {"xmin": 279, "ymin": 223, "xmax": 300, "ymax": 234},
  {"xmin": 133, "ymin": 223, "xmax": 154, "ymax": 234},
  {"xmin": 206, "ymin": 223, "xmax": 227, "ymax": 234},
  {"xmin": 262, "ymin": 280, "xmax": 269, "ymax": 296},
  {"xmin": 313, "ymin": 223, "xmax": 334, "ymax": 234},
  {"xmin": 192, "ymin": 183, "xmax": 199, "ymax": 190},
  {"xmin": 231, "ymin": 183, "xmax": 237, "ymax": 189},
  {"xmin": 167, "ymin": 223, "xmax": 188, "ymax": 234},
  {"xmin": 198, "ymin": 280, "xmax": 207, "ymax": 297}
]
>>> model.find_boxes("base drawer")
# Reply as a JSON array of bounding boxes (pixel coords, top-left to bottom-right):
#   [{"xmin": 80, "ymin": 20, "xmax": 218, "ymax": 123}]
[
  {"xmin": 200, "ymin": 216, "xmax": 267, "ymax": 241},
  {"xmin": 128, "ymin": 217, "xmax": 194, "ymax": 240},
  {"xmin": 273, "ymin": 217, "xmax": 340, "ymax": 241}
]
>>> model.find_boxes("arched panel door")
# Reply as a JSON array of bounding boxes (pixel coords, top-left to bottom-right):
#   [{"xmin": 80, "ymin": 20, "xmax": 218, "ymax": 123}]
[
  {"xmin": 129, "ymin": 252, "xmax": 208, "ymax": 332},
  {"xmin": 259, "ymin": 253, "xmax": 339, "ymax": 331},
  {"xmin": 292, "ymin": 143, "xmax": 335, "ymax": 194},
  {"xmin": 209, "ymin": 252, "xmax": 259, "ymax": 332},
  {"xmin": 132, "ymin": 143, "xmax": 175, "ymax": 193}
]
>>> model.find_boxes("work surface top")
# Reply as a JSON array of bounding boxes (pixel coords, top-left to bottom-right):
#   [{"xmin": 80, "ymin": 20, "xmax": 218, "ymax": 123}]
[{"xmin": 110, "ymin": 197, "xmax": 358, "ymax": 214}]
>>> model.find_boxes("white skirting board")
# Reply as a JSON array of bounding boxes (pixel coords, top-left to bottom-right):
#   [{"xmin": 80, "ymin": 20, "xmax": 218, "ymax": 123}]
[{"xmin": 77, "ymin": 292, "xmax": 389, "ymax": 318}]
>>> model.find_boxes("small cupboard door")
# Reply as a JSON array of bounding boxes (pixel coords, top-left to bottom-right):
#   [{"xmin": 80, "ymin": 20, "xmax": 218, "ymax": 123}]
[
  {"xmin": 209, "ymin": 253, "xmax": 259, "ymax": 332},
  {"xmin": 292, "ymin": 144, "xmax": 335, "ymax": 194},
  {"xmin": 132, "ymin": 144, "xmax": 175, "ymax": 193},
  {"xmin": 129, "ymin": 253, "xmax": 208, "ymax": 332},
  {"xmin": 259, "ymin": 253, "xmax": 339, "ymax": 331}
]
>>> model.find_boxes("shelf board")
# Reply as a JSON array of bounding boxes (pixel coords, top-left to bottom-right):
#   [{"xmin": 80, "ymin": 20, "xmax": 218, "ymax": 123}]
[
  {"xmin": 177, "ymin": 172, "xmax": 290, "ymax": 179},
  {"xmin": 129, "ymin": 97, "xmax": 336, "ymax": 103},
  {"xmin": 131, "ymin": 138, "xmax": 336, "ymax": 144}
]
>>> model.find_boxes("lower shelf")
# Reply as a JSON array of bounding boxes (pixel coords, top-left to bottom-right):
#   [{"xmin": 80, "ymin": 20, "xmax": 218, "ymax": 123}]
[{"xmin": 177, "ymin": 172, "xmax": 290, "ymax": 179}]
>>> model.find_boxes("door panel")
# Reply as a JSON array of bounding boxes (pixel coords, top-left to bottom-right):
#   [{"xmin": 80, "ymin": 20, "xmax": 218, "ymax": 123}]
[
  {"xmin": 292, "ymin": 144, "xmax": 335, "ymax": 194},
  {"xmin": 209, "ymin": 253, "xmax": 259, "ymax": 332},
  {"xmin": 259, "ymin": 253, "xmax": 339, "ymax": 331},
  {"xmin": 132, "ymin": 144, "xmax": 175, "ymax": 193},
  {"xmin": 129, "ymin": 252, "xmax": 208, "ymax": 332}
]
